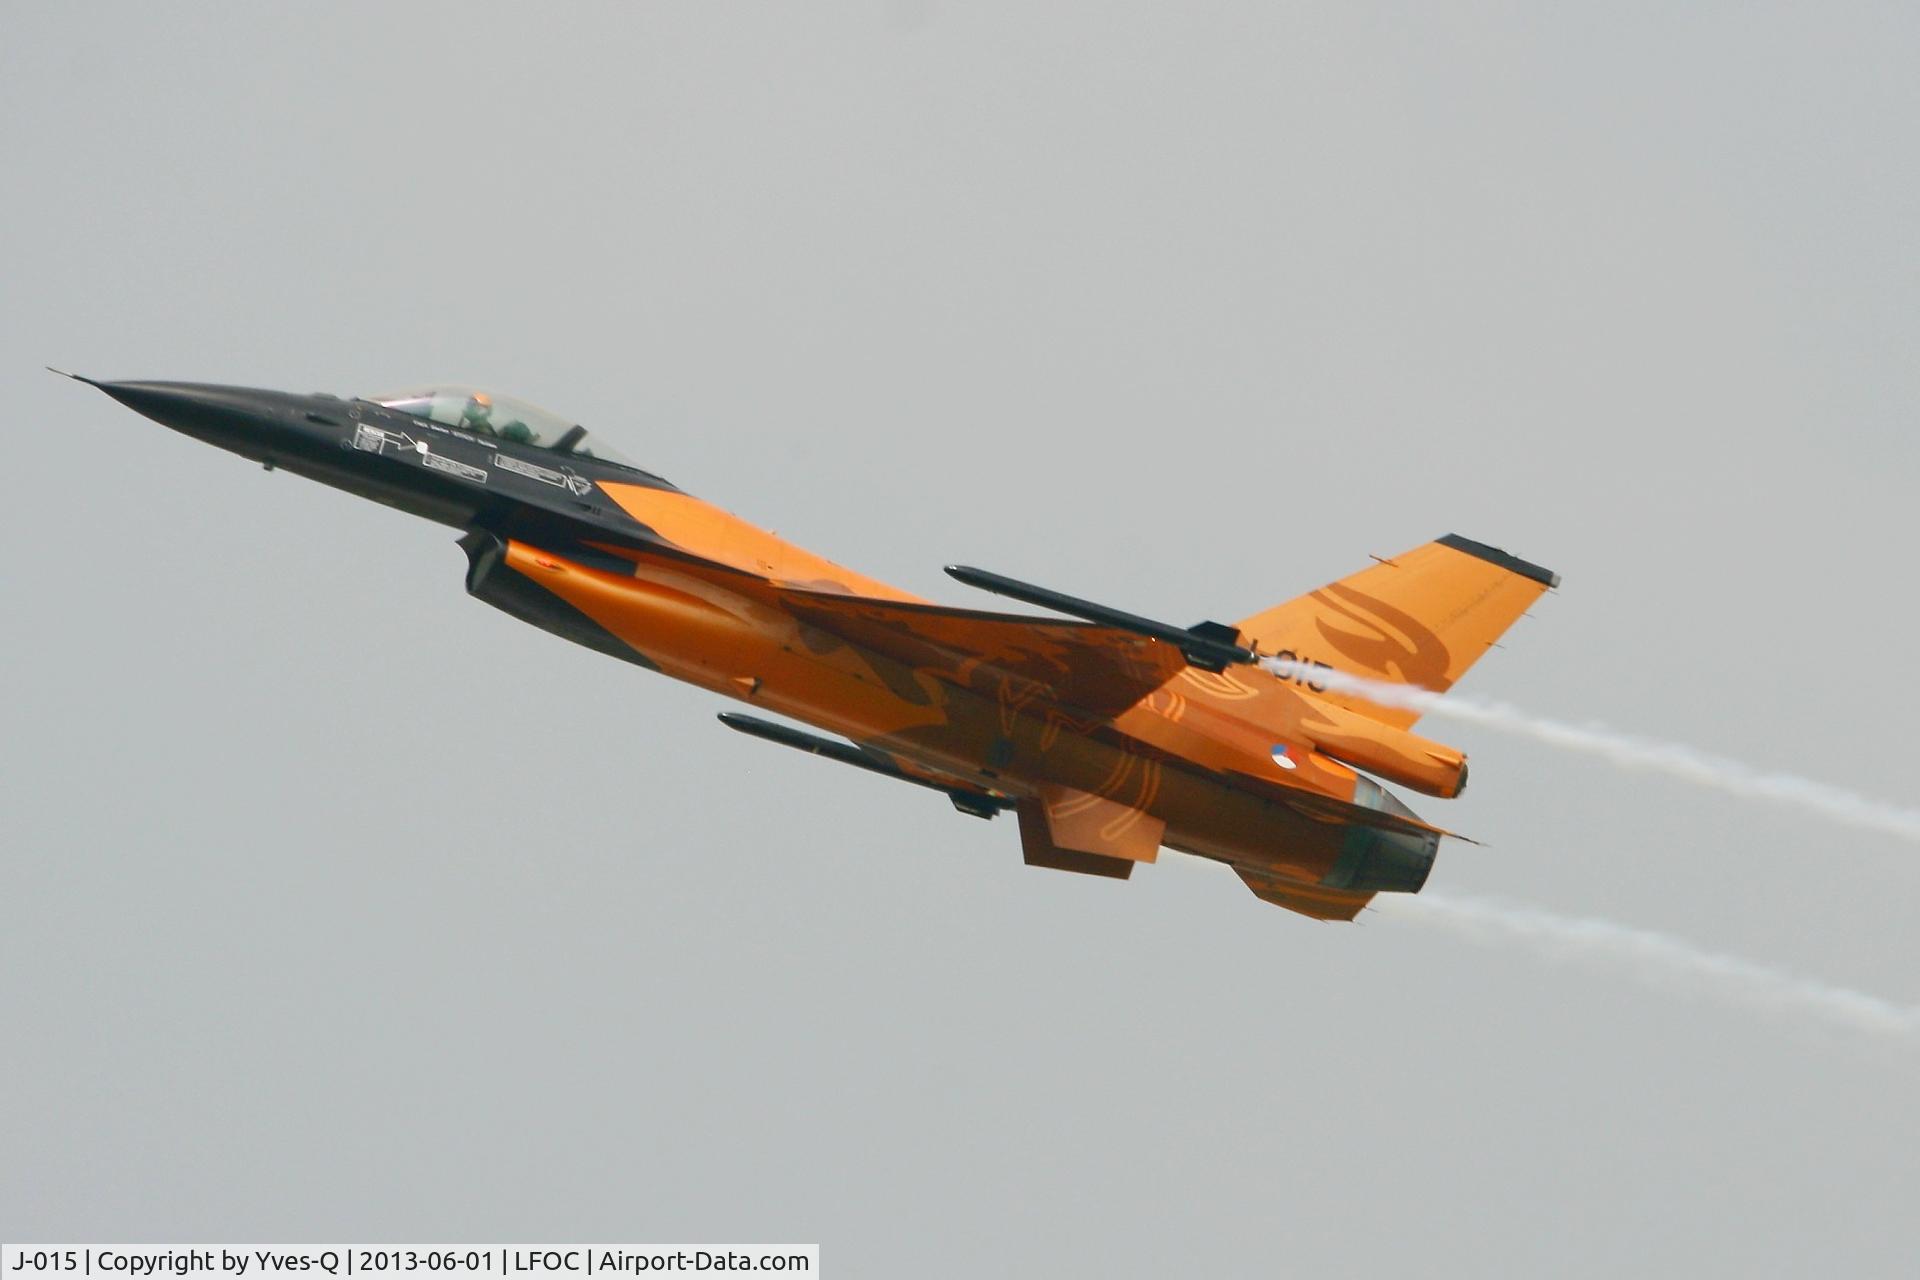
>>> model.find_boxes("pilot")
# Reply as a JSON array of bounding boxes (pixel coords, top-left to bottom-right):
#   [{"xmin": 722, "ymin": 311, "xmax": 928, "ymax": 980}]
[
  {"xmin": 460, "ymin": 393, "xmax": 496, "ymax": 434},
  {"xmin": 462, "ymin": 392, "xmax": 537, "ymax": 444}
]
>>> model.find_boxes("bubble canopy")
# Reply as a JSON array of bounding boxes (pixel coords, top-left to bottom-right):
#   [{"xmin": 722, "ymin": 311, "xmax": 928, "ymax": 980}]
[{"xmin": 364, "ymin": 387, "xmax": 637, "ymax": 467}]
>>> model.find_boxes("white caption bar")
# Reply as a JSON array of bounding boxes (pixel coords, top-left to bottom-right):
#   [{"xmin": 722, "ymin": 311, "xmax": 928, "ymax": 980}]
[{"xmin": 0, "ymin": 1249, "xmax": 817, "ymax": 1278}]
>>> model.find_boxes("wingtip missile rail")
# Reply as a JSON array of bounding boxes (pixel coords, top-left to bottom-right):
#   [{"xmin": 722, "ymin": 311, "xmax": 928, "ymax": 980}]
[
  {"xmin": 942, "ymin": 564, "xmax": 1257, "ymax": 673},
  {"xmin": 717, "ymin": 712, "xmax": 1010, "ymax": 819}
]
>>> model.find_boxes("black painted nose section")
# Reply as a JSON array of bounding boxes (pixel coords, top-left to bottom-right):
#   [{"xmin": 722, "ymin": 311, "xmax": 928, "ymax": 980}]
[{"xmin": 80, "ymin": 378, "xmax": 309, "ymax": 461}]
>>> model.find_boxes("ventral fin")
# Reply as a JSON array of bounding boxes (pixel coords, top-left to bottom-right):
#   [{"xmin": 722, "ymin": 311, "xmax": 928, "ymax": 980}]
[
  {"xmin": 1014, "ymin": 783, "xmax": 1165, "ymax": 878},
  {"xmin": 1035, "ymin": 783, "xmax": 1164, "ymax": 864}
]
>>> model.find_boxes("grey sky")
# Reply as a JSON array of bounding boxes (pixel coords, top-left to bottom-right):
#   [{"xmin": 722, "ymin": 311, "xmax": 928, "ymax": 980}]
[{"xmin": 4, "ymin": 3, "xmax": 1917, "ymax": 1275}]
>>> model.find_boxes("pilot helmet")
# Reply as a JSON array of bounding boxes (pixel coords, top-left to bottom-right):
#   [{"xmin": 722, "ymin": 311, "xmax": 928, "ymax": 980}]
[{"xmin": 461, "ymin": 392, "xmax": 494, "ymax": 429}]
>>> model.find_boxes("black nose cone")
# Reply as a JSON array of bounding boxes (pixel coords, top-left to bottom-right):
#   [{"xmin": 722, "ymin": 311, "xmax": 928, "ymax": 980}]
[
  {"xmin": 71, "ymin": 376, "xmax": 304, "ymax": 459},
  {"xmin": 91, "ymin": 379, "xmax": 272, "ymax": 427}
]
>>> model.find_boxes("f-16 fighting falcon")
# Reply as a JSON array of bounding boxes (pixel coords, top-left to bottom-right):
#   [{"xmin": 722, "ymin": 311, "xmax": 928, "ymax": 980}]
[{"xmin": 62, "ymin": 372, "xmax": 1559, "ymax": 921}]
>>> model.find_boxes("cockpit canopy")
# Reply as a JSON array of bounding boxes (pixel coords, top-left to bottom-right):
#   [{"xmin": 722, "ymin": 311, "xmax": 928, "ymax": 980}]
[{"xmin": 365, "ymin": 386, "xmax": 637, "ymax": 467}]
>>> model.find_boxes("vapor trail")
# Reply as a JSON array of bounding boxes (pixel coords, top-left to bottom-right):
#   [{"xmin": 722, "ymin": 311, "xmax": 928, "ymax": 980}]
[
  {"xmin": 1387, "ymin": 891, "xmax": 1920, "ymax": 1041},
  {"xmin": 1263, "ymin": 659, "xmax": 1920, "ymax": 845}
]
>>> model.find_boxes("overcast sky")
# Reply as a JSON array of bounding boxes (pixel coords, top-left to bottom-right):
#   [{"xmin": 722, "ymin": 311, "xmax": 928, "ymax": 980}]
[{"xmin": 5, "ymin": 3, "xmax": 1918, "ymax": 1275}]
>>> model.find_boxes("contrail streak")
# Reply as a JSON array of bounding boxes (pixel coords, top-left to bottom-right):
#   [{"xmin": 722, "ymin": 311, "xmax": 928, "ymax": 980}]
[
  {"xmin": 1263, "ymin": 659, "xmax": 1920, "ymax": 845},
  {"xmin": 1387, "ymin": 891, "xmax": 1920, "ymax": 1041}
]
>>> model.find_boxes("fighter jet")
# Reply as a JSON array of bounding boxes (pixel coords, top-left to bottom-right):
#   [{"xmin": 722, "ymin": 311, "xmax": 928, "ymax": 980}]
[{"xmin": 63, "ymin": 373, "xmax": 1559, "ymax": 921}]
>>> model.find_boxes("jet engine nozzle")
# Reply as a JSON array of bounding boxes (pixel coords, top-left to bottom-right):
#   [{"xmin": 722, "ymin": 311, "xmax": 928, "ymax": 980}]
[{"xmin": 1335, "ymin": 777, "xmax": 1440, "ymax": 893}]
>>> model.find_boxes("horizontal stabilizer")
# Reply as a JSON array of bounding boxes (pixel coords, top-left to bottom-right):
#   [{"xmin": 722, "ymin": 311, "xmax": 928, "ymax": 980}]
[{"xmin": 1234, "ymin": 866, "xmax": 1373, "ymax": 922}]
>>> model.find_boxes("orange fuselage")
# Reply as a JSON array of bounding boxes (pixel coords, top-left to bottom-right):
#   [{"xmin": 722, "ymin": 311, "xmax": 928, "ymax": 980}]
[
  {"xmin": 496, "ymin": 480, "xmax": 1459, "ymax": 889},
  {"xmin": 82, "ymin": 375, "xmax": 1556, "ymax": 922}
]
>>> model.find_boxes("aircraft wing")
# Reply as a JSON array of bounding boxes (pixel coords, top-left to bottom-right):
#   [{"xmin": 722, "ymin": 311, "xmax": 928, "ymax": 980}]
[
  {"xmin": 773, "ymin": 587, "xmax": 1190, "ymax": 718},
  {"xmin": 773, "ymin": 586, "xmax": 1462, "ymax": 843}
]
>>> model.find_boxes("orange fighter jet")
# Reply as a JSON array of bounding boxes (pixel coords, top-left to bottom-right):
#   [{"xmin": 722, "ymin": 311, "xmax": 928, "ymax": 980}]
[{"xmin": 67, "ymin": 374, "xmax": 1558, "ymax": 921}]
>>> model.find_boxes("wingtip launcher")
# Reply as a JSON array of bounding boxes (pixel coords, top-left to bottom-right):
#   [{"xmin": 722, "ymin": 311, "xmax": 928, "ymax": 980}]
[
  {"xmin": 717, "ymin": 712, "xmax": 1010, "ymax": 819},
  {"xmin": 942, "ymin": 564, "xmax": 1256, "ymax": 673}
]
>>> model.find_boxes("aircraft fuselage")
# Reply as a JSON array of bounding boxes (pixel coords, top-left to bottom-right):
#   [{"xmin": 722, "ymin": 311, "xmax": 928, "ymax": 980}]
[{"xmin": 76, "ymin": 377, "xmax": 1454, "ymax": 918}]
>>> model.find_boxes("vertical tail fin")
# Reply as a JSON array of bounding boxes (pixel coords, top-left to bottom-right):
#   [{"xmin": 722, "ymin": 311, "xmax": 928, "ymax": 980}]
[{"xmin": 1237, "ymin": 534, "xmax": 1558, "ymax": 730}]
